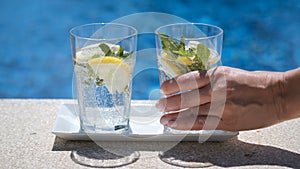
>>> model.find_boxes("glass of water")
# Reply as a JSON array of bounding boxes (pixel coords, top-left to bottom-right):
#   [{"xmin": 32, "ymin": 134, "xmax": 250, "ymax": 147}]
[
  {"xmin": 155, "ymin": 23, "xmax": 223, "ymax": 134},
  {"xmin": 70, "ymin": 23, "xmax": 137, "ymax": 133}
]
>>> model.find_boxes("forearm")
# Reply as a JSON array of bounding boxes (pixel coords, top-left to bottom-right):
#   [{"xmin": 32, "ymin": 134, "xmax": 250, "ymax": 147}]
[{"xmin": 282, "ymin": 67, "xmax": 300, "ymax": 121}]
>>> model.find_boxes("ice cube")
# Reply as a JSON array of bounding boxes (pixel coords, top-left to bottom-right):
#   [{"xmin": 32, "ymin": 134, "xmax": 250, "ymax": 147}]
[{"xmin": 186, "ymin": 41, "xmax": 200, "ymax": 50}]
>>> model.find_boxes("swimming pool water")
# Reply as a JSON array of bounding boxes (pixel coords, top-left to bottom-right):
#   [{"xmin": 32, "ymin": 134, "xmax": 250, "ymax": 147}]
[{"xmin": 0, "ymin": 0, "xmax": 299, "ymax": 98}]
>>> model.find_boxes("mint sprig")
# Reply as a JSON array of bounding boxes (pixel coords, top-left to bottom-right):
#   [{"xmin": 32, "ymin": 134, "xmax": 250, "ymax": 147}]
[
  {"xmin": 98, "ymin": 43, "xmax": 132, "ymax": 58},
  {"xmin": 84, "ymin": 64, "xmax": 104, "ymax": 86},
  {"xmin": 158, "ymin": 32, "xmax": 211, "ymax": 70}
]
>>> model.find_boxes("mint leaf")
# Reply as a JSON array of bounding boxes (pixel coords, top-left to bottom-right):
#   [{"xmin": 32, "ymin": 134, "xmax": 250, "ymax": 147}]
[
  {"xmin": 158, "ymin": 32, "xmax": 180, "ymax": 57},
  {"xmin": 121, "ymin": 52, "xmax": 133, "ymax": 58},
  {"xmin": 115, "ymin": 47, "xmax": 132, "ymax": 58},
  {"xmin": 196, "ymin": 44, "xmax": 210, "ymax": 68},
  {"xmin": 116, "ymin": 47, "xmax": 124, "ymax": 56},
  {"xmin": 99, "ymin": 43, "xmax": 113, "ymax": 56},
  {"xmin": 99, "ymin": 43, "xmax": 131, "ymax": 59},
  {"xmin": 95, "ymin": 77, "xmax": 104, "ymax": 86}
]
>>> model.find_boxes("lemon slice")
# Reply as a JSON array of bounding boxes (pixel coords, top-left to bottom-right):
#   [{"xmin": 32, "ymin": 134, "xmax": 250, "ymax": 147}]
[
  {"xmin": 159, "ymin": 52, "xmax": 183, "ymax": 77},
  {"xmin": 88, "ymin": 57, "xmax": 130, "ymax": 94},
  {"xmin": 176, "ymin": 56, "xmax": 193, "ymax": 66}
]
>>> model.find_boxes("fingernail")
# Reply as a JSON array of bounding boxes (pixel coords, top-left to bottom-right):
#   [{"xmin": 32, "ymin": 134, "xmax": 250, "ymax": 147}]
[
  {"xmin": 160, "ymin": 116, "xmax": 169, "ymax": 125},
  {"xmin": 168, "ymin": 120, "xmax": 177, "ymax": 127}
]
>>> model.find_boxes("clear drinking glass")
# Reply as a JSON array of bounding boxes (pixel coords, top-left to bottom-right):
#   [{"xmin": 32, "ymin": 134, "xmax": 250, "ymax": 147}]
[
  {"xmin": 70, "ymin": 23, "xmax": 137, "ymax": 133},
  {"xmin": 155, "ymin": 23, "xmax": 223, "ymax": 134}
]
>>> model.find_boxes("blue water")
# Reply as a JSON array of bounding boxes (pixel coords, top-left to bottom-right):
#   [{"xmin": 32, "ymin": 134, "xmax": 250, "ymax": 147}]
[{"xmin": 0, "ymin": 0, "xmax": 299, "ymax": 98}]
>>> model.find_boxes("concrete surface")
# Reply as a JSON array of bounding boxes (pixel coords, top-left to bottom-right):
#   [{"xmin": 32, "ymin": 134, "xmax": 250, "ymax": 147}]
[{"xmin": 0, "ymin": 99, "xmax": 299, "ymax": 169}]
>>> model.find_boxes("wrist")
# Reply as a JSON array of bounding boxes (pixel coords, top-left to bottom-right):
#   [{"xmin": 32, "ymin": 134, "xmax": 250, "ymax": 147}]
[
  {"xmin": 264, "ymin": 71, "xmax": 286, "ymax": 123},
  {"xmin": 273, "ymin": 72, "xmax": 287, "ymax": 123},
  {"xmin": 281, "ymin": 68, "xmax": 300, "ymax": 121}
]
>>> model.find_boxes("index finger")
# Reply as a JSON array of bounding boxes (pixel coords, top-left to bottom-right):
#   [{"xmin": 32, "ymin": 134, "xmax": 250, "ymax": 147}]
[{"xmin": 161, "ymin": 70, "xmax": 210, "ymax": 96}]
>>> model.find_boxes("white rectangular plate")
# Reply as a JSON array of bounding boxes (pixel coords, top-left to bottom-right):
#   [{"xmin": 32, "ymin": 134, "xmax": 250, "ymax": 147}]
[{"xmin": 52, "ymin": 101, "xmax": 238, "ymax": 142}]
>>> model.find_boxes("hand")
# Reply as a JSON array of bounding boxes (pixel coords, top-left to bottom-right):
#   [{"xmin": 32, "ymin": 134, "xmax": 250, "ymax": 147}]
[{"xmin": 156, "ymin": 66, "xmax": 286, "ymax": 131}]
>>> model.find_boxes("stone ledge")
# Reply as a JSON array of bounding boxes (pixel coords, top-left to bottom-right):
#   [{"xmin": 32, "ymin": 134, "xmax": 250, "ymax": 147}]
[{"xmin": 0, "ymin": 99, "xmax": 299, "ymax": 169}]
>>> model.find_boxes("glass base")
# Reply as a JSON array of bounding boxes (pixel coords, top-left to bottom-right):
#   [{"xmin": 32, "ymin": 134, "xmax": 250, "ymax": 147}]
[
  {"xmin": 164, "ymin": 126, "xmax": 202, "ymax": 134},
  {"xmin": 71, "ymin": 149, "xmax": 140, "ymax": 168},
  {"xmin": 81, "ymin": 124, "xmax": 129, "ymax": 134}
]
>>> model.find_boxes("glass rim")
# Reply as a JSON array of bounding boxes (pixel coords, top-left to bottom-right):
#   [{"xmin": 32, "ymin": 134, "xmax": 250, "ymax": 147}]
[
  {"xmin": 154, "ymin": 22, "xmax": 223, "ymax": 40},
  {"xmin": 70, "ymin": 22, "xmax": 138, "ymax": 41}
]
